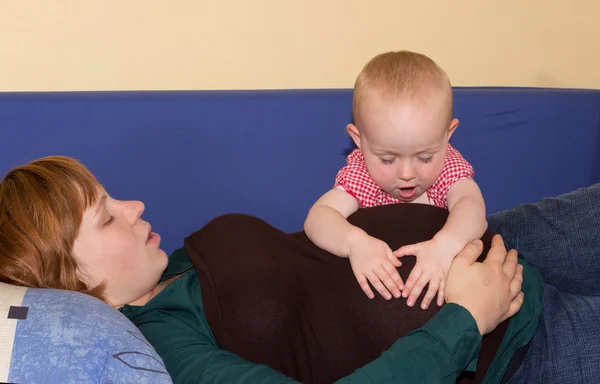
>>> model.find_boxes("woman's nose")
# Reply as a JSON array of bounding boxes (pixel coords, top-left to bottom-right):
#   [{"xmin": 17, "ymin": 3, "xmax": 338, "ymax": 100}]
[{"xmin": 125, "ymin": 200, "xmax": 145, "ymax": 224}]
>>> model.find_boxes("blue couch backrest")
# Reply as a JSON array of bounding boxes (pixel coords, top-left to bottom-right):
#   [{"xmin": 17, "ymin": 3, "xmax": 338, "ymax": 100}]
[{"xmin": 1, "ymin": 87, "xmax": 599, "ymax": 253}]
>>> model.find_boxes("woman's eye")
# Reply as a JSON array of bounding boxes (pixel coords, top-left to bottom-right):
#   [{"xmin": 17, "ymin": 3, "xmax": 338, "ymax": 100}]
[{"xmin": 104, "ymin": 216, "xmax": 114, "ymax": 226}]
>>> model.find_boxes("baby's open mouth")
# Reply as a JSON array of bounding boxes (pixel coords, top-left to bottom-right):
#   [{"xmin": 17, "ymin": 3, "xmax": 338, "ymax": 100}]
[{"xmin": 398, "ymin": 187, "xmax": 417, "ymax": 199}]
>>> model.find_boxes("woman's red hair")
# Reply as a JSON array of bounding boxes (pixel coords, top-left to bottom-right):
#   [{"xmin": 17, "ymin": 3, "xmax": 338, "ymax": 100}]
[{"xmin": 0, "ymin": 156, "xmax": 106, "ymax": 300}]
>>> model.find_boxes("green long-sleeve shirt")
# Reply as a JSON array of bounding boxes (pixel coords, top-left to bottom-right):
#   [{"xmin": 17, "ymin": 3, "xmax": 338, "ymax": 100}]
[{"xmin": 120, "ymin": 247, "xmax": 542, "ymax": 384}]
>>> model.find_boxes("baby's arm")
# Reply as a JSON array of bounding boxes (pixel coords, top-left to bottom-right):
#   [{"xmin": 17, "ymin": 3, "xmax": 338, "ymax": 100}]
[
  {"xmin": 305, "ymin": 188, "xmax": 404, "ymax": 299},
  {"xmin": 434, "ymin": 178, "xmax": 487, "ymax": 256},
  {"xmin": 304, "ymin": 188, "xmax": 362, "ymax": 258},
  {"xmin": 395, "ymin": 179, "xmax": 487, "ymax": 309}
]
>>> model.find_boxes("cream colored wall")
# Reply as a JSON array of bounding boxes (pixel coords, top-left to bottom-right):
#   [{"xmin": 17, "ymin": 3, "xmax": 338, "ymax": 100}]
[{"xmin": 1, "ymin": 1, "xmax": 598, "ymax": 91}]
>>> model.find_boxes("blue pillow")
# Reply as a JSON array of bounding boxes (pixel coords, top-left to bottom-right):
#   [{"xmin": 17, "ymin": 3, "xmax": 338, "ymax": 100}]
[{"xmin": 0, "ymin": 282, "xmax": 172, "ymax": 383}]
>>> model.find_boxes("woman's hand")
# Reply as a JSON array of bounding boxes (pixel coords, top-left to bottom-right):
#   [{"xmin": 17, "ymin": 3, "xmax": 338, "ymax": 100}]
[{"xmin": 445, "ymin": 234, "xmax": 524, "ymax": 335}]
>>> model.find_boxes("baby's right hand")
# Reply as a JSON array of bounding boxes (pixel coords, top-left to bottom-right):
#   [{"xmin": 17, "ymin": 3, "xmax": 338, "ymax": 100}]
[{"xmin": 348, "ymin": 234, "xmax": 404, "ymax": 300}]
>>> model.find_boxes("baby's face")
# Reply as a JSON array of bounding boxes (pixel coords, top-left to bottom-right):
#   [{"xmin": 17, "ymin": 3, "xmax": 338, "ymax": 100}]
[{"xmin": 353, "ymin": 92, "xmax": 455, "ymax": 202}]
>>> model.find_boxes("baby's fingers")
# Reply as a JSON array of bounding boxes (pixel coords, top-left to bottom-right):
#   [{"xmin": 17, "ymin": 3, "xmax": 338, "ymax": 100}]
[
  {"xmin": 366, "ymin": 271, "xmax": 393, "ymax": 300},
  {"xmin": 402, "ymin": 267, "xmax": 422, "ymax": 299},
  {"xmin": 383, "ymin": 251, "xmax": 404, "ymax": 290},
  {"xmin": 388, "ymin": 253, "xmax": 402, "ymax": 267},
  {"xmin": 407, "ymin": 272, "xmax": 432, "ymax": 308},
  {"xmin": 436, "ymin": 278, "xmax": 445, "ymax": 307},
  {"xmin": 376, "ymin": 266, "xmax": 402, "ymax": 298},
  {"xmin": 419, "ymin": 276, "xmax": 440, "ymax": 310},
  {"xmin": 355, "ymin": 273, "xmax": 375, "ymax": 299},
  {"xmin": 394, "ymin": 243, "xmax": 418, "ymax": 258}
]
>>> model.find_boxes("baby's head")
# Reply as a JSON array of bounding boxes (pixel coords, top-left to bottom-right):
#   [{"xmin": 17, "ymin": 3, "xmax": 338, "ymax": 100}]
[{"xmin": 347, "ymin": 50, "xmax": 458, "ymax": 202}]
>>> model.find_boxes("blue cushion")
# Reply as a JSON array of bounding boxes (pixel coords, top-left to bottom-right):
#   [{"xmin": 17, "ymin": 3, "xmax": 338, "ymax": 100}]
[{"xmin": 0, "ymin": 282, "xmax": 173, "ymax": 383}]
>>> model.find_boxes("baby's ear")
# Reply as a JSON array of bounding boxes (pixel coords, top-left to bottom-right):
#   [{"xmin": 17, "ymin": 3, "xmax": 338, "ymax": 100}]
[
  {"xmin": 447, "ymin": 118, "xmax": 459, "ymax": 138},
  {"xmin": 346, "ymin": 124, "xmax": 361, "ymax": 148}
]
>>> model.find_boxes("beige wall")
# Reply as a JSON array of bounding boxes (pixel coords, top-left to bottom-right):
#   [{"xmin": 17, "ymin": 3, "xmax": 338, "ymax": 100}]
[{"xmin": 1, "ymin": 1, "xmax": 598, "ymax": 91}]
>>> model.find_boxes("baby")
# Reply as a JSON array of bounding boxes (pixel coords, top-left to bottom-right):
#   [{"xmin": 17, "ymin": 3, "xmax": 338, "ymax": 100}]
[{"xmin": 304, "ymin": 50, "xmax": 487, "ymax": 310}]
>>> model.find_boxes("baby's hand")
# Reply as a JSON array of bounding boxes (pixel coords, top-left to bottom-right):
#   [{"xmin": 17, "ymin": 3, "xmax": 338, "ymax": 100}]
[
  {"xmin": 394, "ymin": 237, "xmax": 459, "ymax": 309},
  {"xmin": 348, "ymin": 234, "xmax": 404, "ymax": 300}
]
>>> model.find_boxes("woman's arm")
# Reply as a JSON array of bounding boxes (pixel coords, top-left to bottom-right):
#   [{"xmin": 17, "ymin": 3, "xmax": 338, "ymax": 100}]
[
  {"xmin": 145, "ymin": 322, "xmax": 299, "ymax": 384},
  {"xmin": 337, "ymin": 304, "xmax": 482, "ymax": 383},
  {"xmin": 139, "ymin": 303, "xmax": 481, "ymax": 384}
]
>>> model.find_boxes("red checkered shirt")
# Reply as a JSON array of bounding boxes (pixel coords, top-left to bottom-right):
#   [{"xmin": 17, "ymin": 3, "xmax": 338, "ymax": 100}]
[{"xmin": 334, "ymin": 144, "xmax": 474, "ymax": 209}]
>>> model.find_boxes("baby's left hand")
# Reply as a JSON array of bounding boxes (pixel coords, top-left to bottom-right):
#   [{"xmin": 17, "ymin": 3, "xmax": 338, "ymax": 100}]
[{"xmin": 394, "ymin": 237, "xmax": 460, "ymax": 309}]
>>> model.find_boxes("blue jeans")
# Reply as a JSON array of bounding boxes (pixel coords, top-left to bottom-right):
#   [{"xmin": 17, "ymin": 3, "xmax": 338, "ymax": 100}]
[{"xmin": 487, "ymin": 184, "xmax": 600, "ymax": 383}]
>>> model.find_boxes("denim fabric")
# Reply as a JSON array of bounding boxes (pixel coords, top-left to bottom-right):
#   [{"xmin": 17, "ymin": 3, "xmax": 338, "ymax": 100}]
[{"xmin": 488, "ymin": 184, "xmax": 600, "ymax": 383}]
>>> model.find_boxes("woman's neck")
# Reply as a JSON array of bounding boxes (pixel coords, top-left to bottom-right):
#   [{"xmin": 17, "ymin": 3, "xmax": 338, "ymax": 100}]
[{"xmin": 116, "ymin": 274, "xmax": 183, "ymax": 309}]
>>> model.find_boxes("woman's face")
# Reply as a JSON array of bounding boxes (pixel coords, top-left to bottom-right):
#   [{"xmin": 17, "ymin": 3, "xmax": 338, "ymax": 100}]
[{"xmin": 73, "ymin": 188, "xmax": 168, "ymax": 307}]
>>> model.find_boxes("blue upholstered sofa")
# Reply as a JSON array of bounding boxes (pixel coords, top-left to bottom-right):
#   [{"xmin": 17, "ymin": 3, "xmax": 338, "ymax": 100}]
[{"xmin": 0, "ymin": 87, "xmax": 599, "ymax": 382}]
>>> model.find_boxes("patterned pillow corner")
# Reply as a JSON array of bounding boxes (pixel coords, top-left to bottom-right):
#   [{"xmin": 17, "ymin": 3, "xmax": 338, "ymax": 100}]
[{"xmin": 0, "ymin": 282, "xmax": 172, "ymax": 384}]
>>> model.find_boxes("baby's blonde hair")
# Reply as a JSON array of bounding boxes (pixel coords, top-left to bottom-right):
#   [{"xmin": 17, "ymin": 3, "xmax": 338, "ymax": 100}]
[{"xmin": 353, "ymin": 50, "xmax": 453, "ymax": 125}]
